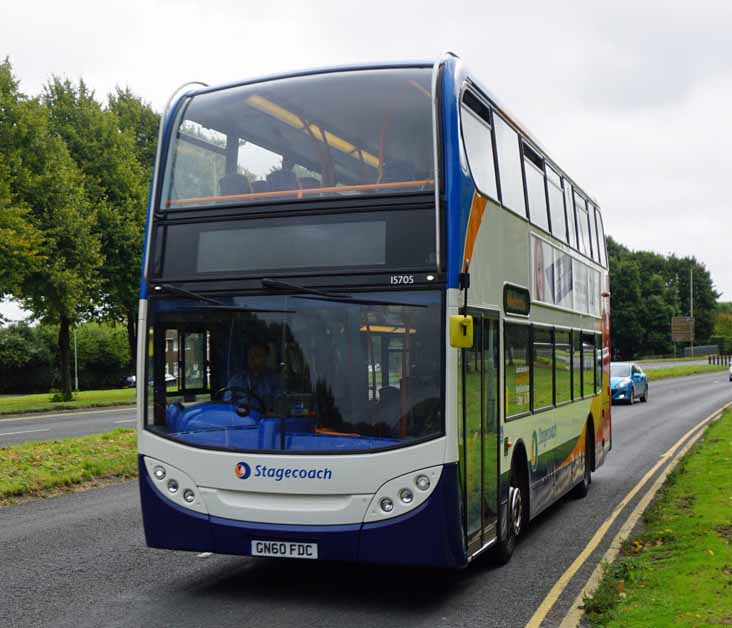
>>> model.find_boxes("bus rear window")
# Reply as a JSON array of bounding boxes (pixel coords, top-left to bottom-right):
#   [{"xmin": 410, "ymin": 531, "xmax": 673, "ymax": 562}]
[{"xmin": 161, "ymin": 68, "xmax": 435, "ymax": 210}]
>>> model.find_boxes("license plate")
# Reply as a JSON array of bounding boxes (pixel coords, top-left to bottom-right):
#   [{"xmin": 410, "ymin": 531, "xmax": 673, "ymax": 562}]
[{"xmin": 251, "ymin": 540, "xmax": 318, "ymax": 559}]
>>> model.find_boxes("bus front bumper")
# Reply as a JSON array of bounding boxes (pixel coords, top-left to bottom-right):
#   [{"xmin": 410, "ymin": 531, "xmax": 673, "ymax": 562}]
[{"xmin": 138, "ymin": 456, "xmax": 466, "ymax": 568}]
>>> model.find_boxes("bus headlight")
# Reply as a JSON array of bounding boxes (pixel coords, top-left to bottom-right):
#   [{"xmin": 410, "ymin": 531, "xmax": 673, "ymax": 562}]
[
  {"xmin": 415, "ymin": 474, "xmax": 430, "ymax": 491},
  {"xmin": 143, "ymin": 457, "xmax": 208, "ymax": 515},
  {"xmin": 364, "ymin": 466, "xmax": 443, "ymax": 523}
]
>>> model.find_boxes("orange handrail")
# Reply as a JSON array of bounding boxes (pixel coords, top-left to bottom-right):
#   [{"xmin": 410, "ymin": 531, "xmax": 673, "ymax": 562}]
[{"xmin": 165, "ymin": 179, "xmax": 434, "ymax": 207}]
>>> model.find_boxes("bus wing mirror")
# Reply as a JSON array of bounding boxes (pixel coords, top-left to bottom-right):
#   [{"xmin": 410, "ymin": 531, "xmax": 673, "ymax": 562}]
[{"xmin": 449, "ymin": 315, "xmax": 474, "ymax": 349}]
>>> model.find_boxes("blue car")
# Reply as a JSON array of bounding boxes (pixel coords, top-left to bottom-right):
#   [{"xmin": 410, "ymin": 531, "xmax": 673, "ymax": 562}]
[{"xmin": 610, "ymin": 362, "xmax": 648, "ymax": 404}]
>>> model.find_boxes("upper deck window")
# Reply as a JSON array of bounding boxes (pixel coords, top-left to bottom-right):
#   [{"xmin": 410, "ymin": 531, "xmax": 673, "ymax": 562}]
[
  {"xmin": 494, "ymin": 114, "xmax": 527, "ymax": 218},
  {"xmin": 522, "ymin": 142, "xmax": 550, "ymax": 233},
  {"xmin": 460, "ymin": 91, "xmax": 498, "ymax": 201},
  {"xmin": 160, "ymin": 69, "xmax": 434, "ymax": 210}
]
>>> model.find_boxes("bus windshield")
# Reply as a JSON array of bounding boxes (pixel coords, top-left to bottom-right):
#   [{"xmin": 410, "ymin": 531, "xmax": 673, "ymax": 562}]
[
  {"xmin": 161, "ymin": 68, "xmax": 435, "ymax": 210},
  {"xmin": 145, "ymin": 290, "xmax": 443, "ymax": 452}
]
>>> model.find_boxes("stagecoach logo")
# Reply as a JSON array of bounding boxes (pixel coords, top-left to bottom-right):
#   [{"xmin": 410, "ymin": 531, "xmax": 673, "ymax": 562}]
[
  {"xmin": 235, "ymin": 461, "xmax": 334, "ymax": 482},
  {"xmin": 235, "ymin": 461, "xmax": 252, "ymax": 480},
  {"xmin": 530, "ymin": 424, "xmax": 558, "ymax": 473},
  {"xmin": 530, "ymin": 431, "xmax": 539, "ymax": 472}
]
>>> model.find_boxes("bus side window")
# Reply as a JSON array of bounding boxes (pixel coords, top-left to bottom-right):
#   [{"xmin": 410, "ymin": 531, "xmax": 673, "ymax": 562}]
[
  {"xmin": 522, "ymin": 142, "xmax": 550, "ymax": 233},
  {"xmin": 505, "ymin": 323, "xmax": 531, "ymax": 417},
  {"xmin": 595, "ymin": 334, "xmax": 602, "ymax": 393},
  {"xmin": 494, "ymin": 114, "xmax": 527, "ymax": 218},
  {"xmin": 582, "ymin": 334, "xmax": 595, "ymax": 397},
  {"xmin": 564, "ymin": 181, "xmax": 578, "ymax": 250},
  {"xmin": 531, "ymin": 326, "xmax": 554, "ymax": 410},
  {"xmin": 460, "ymin": 92, "xmax": 499, "ymax": 201},
  {"xmin": 572, "ymin": 330, "xmax": 583, "ymax": 400},
  {"xmin": 555, "ymin": 330, "xmax": 572, "ymax": 404}
]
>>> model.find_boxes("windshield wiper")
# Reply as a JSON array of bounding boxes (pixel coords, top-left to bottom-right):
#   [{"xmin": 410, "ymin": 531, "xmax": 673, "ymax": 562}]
[
  {"xmin": 261, "ymin": 278, "xmax": 351, "ymax": 299},
  {"xmin": 154, "ymin": 283, "xmax": 223, "ymax": 305}
]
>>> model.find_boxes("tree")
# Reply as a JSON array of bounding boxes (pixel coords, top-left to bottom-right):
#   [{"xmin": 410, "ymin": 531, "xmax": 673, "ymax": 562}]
[
  {"xmin": 107, "ymin": 87, "xmax": 160, "ymax": 366},
  {"xmin": 608, "ymin": 241, "xmax": 644, "ymax": 359},
  {"xmin": 43, "ymin": 78, "xmax": 148, "ymax": 370},
  {"xmin": 1, "ymin": 63, "xmax": 102, "ymax": 399},
  {"xmin": 0, "ymin": 322, "xmax": 56, "ymax": 393},
  {"xmin": 108, "ymin": 86, "xmax": 159, "ymax": 174},
  {"xmin": 0, "ymin": 60, "xmax": 43, "ymax": 297},
  {"xmin": 714, "ymin": 307, "xmax": 732, "ymax": 338},
  {"xmin": 606, "ymin": 236, "xmax": 722, "ymax": 358}
]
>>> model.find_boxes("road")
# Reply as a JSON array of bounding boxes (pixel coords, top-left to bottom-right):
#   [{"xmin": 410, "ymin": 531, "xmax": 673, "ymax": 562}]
[
  {"xmin": 1, "ymin": 372, "xmax": 731, "ymax": 628},
  {"xmin": 0, "ymin": 406, "xmax": 136, "ymax": 446}
]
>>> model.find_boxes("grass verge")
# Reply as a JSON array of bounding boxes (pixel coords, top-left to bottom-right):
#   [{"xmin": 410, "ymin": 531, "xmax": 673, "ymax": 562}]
[
  {"xmin": 636, "ymin": 356, "xmax": 707, "ymax": 365},
  {"xmin": 584, "ymin": 409, "xmax": 732, "ymax": 627},
  {"xmin": 645, "ymin": 364, "xmax": 728, "ymax": 381},
  {"xmin": 0, "ymin": 388, "xmax": 136, "ymax": 415},
  {"xmin": 0, "ymin": 428, "xmax": 137, "ymax": 506}
]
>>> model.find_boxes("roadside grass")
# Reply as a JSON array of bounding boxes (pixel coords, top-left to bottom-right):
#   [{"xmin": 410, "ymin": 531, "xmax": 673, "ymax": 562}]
[
  {"xmin": 0, "ymin": 429, "xmax": 137, "ymax": 505},
  {"xmin": 645, "ymin": 364, "xmax": 727, "ymax": 381},
  {"xmin": 584, "ymin": 409, "xmax": 732, "ymax": 627},
  {"xmin": 0, "ymin": 388, "xmax": 136, "ymax": 415},
  {"xmin": 636, "ymin": 356, "xmax": 707, "ymax": 365}
]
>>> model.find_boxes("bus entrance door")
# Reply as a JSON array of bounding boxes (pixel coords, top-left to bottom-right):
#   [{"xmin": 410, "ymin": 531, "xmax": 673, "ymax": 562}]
[{"xmin": 460, "ymin": 311, "xmax": 499, "ymax": 556}]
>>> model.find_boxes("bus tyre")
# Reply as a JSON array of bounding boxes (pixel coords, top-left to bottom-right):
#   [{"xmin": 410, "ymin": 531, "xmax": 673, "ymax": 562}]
[
  {"xmin": 572, "ymin": 428, "xmax": 592, "ymax": 499},
  {"xmin": 492, "ymin": 465, "xmax": 527, "ymax": 565}
]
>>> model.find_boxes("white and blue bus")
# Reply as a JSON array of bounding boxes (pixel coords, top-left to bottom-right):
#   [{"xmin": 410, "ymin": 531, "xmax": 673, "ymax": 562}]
[{"xmin": 137, "ymin": 54, "xmax": 611, "ymax": 567}]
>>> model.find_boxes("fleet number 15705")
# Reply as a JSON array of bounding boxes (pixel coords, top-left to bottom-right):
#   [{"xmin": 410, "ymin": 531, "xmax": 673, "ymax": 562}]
[{"xmin": 390, "ymin": 275, "xmax": 415, "ymax": 285}]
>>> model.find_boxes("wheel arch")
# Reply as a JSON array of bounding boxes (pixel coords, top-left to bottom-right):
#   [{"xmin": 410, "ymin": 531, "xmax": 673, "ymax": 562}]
[
  {"xmin": 586, "ymin": 413, "xmax": 596, "ymax": 472},
  {"xmin": 510, "ymin": 439, "xmax": 531, "ymax": 517}
]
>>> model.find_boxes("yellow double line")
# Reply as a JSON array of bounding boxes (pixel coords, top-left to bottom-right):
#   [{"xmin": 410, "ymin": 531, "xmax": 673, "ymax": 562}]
[{"xmin": 527, "ymin": 401, "xmax": 732, "ymax": 628}]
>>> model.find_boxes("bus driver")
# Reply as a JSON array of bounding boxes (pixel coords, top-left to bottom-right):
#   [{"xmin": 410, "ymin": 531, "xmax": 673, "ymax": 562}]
[{"xmin": 227, "ymin": 343, "xmax": 280, "ymax": 412}]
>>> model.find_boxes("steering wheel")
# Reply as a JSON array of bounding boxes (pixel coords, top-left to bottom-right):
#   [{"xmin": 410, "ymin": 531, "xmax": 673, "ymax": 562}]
[{"xmin": 212, "ymin": 386, "xmax": 267, "ymax": 413}]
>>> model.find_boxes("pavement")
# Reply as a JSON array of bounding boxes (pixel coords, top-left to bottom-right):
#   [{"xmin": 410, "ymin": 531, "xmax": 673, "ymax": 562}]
[
  {"xmin": 0, "ymin": 406, "xmax": 136, "ymax": 446},
  {"xmin": 1, "ymin": 372, "xmax": 731, "ymax": 628}
]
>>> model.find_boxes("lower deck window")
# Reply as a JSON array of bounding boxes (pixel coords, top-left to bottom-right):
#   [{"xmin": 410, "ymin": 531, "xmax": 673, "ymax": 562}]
[
  {"xmin": 505, "ymin": 324, "xmax": 530, "ymax": 417},
  {"xmin": 532, "ymin": 327, "xmax": 554, "ymax": 410},
  {"xmin": 555, "ymin": 330, "xmax": 571, "ymax": 404}
]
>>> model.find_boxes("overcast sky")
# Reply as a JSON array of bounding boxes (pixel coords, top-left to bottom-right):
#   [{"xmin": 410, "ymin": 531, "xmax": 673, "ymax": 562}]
[{"xmin": 1, "ymin": 0, "xmax": 730, "ymax": 320}]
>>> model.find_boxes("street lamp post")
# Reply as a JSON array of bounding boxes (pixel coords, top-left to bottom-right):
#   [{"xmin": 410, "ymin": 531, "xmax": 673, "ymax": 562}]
[{"xmin": 74, "ymin": 327, "xmax": 79, "ymax": 392}]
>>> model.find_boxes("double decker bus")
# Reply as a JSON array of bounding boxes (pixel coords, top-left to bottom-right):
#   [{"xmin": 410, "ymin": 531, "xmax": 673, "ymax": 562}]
[{"xmin": 137, "ymin": 54, "xmax": 611, "ymax": 567}]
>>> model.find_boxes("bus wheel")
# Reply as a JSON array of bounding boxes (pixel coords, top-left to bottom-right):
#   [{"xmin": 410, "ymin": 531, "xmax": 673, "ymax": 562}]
[
  {"xmin": 572, "ymin": 427, "xmax": 592, "ymax": 499},
  {"xmin": 492, "ymin": 464, "xmax": 527, "ymax": 565}
]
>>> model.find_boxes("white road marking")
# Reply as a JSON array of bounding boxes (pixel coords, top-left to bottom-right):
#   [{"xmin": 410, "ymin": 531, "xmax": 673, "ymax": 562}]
[
  {"xmin": 113, "ymin": 420, "xmax": 137, "ymax": 424},
  {"xmin": 197, "ymin": 552, "xmax": 213, "ymax": 558},
  {"xmin": 0, "ymin": 428, "xmax": 51, "ymax": 437}
]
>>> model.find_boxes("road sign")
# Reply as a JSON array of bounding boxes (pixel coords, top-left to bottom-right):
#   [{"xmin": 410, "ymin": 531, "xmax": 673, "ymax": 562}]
[{"xmin": 671, "ymin": 316, "xmax": 695, "ymax": 342}]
